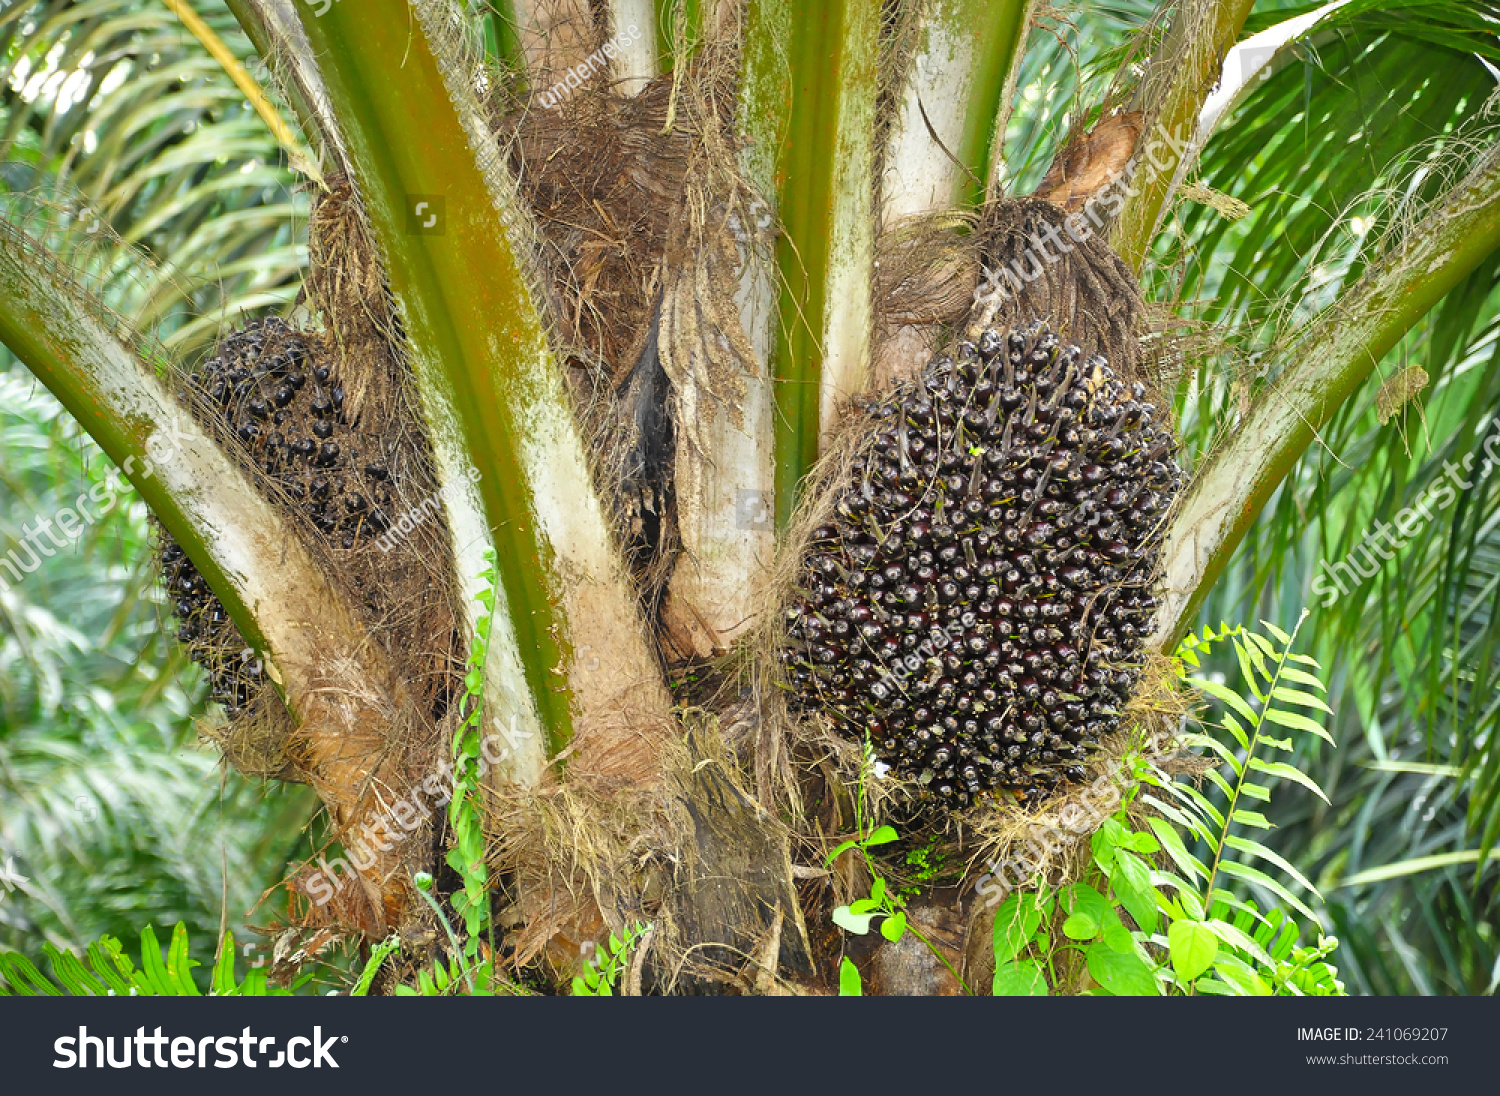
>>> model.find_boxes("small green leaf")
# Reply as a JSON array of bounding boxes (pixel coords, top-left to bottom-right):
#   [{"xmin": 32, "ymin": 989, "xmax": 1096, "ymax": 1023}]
[
  {"xmin": 824, "ymin": 839, "xmax": 861, "ymax": 866},
  {"xmin": 1248, "ymin": 757, "xmax": 1331, "ymax": 804},
  {"xmin": 1278, "ymin": 667, "xmax": 1327, "ymax": 692},
  {"xmin": 1087, "ymin": 943, "xmax": 1160, "ymax": 996},
  {"xmin": 1146, "ymin": 817, "xmax": 1208, "ymax": 881},
  {"xmin": 1263, "ymin": 708, "xmax": 1335, "ymax": 744},
  {"xmin": 869, "ymin": 876, "xmax": 886, "ymax": 905},
  {"xmin": 1109, "ymin": 849, "xmax": 1158, "ymax": 934},
  {"xmin": 1192, "ymin": 675, "xmax": 1259, "ymax": 727},
  {"xmin": 238, "ymin": 968, "xmax": 272, "ymax": 997},
  {"xmin": 839, "ymin": 957, "xmax": 863, "ymax": 996},
  {"xmin": 1127, "ymin": 831, "xmax": 1161, "ymax": 855},
  {"xmin": 1239, "ymin": 781, "xmax": 1271, "ymax": 802},
  {"xmin": 1062, "ymin": 912, "xmax": 1099, "ymax": 940},
  {"xmin": 1176, "ymin": 783, "xmax": 1227, "ymax": 829},
  {"xmin": 1246, "ymin": 629, "xmax": 1279, "ymax": 661},
  {"xmin": 1181, "ymin": 732, "xmax": 1243, "ymax": 770},
  {"xmin": 1143, "ymin": 797, "xmax": 1216, "ymax": 848},
  {"xmin": 1220, "ymin": 712, "xmax": 1251, "ymax": 751},
  {"xmin": 832, "ymin": 906, "xmax": 876, "ymax": 935},
  {"xmin": 353, "ymin": 936, "xmax": 400, "ymax": 997},
  {"xmin": 1102, "ymin": 922, "xmax": 1135, "ymax": 954},
  {"xmin": 1224, "ymin": 835, "xmax": 1322, "ymax": 899},
  {"xmin": 1213, "ymin": 954, "xmax": 1273, "ymax": 996},
  {"xmin": 211, "ymin": 937, "xmax": 236, "ymax": 996},
  {"xmin": 85, "ymin": 940, "xmax": 133, "ymax": 996},
  {"xmin": 1059, "ymin": 883, "xmax": 1113, "ymax": 927},
  {"xmin": 1271, "ymin": 687, "xmax": 1333, "ymax": 714},
  {"xmin": 1217, "ymin": 860, "xmax": 1319, "ymax": 923},
  {"xmin": 45, "ymin": 946, "xmax": 107, "ymax": 997},
  {"xmin": 138, "ymin": 926, "xmax": 173, "ymax": 996},
  {"xmin": 1259, "ymin": 620, "xmax": 1292, "ymax": 646},
  {"xmin": 864, "ymin": 825, "xmax": 899, "ymax": 848},
  {"xmin": 992, "ymin": 893, "xmax": 1045, "ymax": 965},
  {"xmin": 1234, "ymin": 647, "xmax": 1268, "ymax": 705},
  {"xmin": 0, "ymin": 953, "xmax": 62, "ymax": 996},
  {"xmin": 992, "ymin": 959, "xmax": 1048, "ymax": 996},
  {"xmin": 1167, "ymin": 920, "xmax": 1218, "ymax": 982},
  {"xmin": 1205, "ymin": 767, "xmax": 1237, "ymax": 800},
  {"xmin": 168, "ymin": 923, "xmax": 201, "ymax": 997},
  {"xmin": 1231, "ymin": 810, "xmax": 1273, "ymax": 830}
]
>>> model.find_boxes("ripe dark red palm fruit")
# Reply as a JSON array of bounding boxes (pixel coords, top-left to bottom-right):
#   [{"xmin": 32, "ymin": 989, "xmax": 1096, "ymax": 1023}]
[{"xmin": 780, "ymin": 321, "xmax": 1183, "ymax": 808}]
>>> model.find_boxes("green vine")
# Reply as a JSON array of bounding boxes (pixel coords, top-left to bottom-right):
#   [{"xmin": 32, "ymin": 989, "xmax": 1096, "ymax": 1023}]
[
  {"xmin": 828, "ymin": 740, "xmax": 972, "ymax": 996},
  {"xmin": 570, "ymin": 922, "xmax": 653, "ymax": 996},
  {"xmin": 447, "ymin": 550, "xmax": 498, "ymax": 956}
]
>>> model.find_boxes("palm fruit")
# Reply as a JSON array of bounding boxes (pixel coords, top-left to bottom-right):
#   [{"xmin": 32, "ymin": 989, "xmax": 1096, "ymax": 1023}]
[
  {"xmin": 159, "ymin": 317, "xmax": 398, "ymax": 715},
  {"xmin": 779, "ymin": 321, "xmax": 1183, "ymax": 808}
]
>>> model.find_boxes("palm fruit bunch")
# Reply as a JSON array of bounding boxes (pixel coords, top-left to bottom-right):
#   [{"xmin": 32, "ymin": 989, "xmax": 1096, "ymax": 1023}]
[
  {"xmin": 160, "ymin": 542, "xmax": 262, "ymax": 715},
  {"xmin": 780, "ymin": 321, "xmax": 1182, "ymax": 808},
  {"xmin": 160, "ymin": 317, "xmax": 399, "ymax": 715}
]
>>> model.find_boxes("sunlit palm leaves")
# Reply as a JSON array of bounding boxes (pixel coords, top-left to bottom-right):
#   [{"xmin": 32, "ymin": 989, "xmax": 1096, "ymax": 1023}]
[{"xmin": 0, "ymin": 0, "xmax": 308, "ymax": 355}]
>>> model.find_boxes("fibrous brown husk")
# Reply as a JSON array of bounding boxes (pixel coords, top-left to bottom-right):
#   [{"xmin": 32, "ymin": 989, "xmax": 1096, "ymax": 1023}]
[
  {"xmin": 498, "ymin": 69, "xmax": 703, "ymax": 602},
  {"xmin": 503, "ymin": 74, "xmax": 699, "ymax": 390},
  {"xmin": 498, "ymin": 41, "xmax": 756, "ymax": 621},
  {"xmin": 871, "ymin": 195, "xmax": 1163, "ymax": 403},
  {"xmin": 486, "ymin": 708, "xmax": 811, "ymax": 994},
  {"xmin": 969, "ymin": 198, "xmax": 1155, "ymax": 396}
]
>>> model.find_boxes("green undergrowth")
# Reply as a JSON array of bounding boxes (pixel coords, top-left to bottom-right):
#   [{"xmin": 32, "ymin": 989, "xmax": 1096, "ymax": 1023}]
[{"xmin": 833, "ymin": 611, "xmax": 1347, "ymax": 996}]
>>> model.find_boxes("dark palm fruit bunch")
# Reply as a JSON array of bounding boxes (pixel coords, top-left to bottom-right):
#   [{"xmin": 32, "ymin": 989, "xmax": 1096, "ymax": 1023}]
[
  {"xmin": 780, "ymin": 321, "xmax": 1183, "ymax": 808},
  {"xmin": 160, "ymin": 543, "xmax": 262, "ymax": 716},
  {"xmin": 159, "ymin": 316, "xmax": 399, "ymax": 716}
]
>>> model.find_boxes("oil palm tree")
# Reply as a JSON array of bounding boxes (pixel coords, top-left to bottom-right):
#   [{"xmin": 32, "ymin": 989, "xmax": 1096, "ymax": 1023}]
[{"xmin": 3, "ymin": 0, "xmax": 1500, "ymax": 994}]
